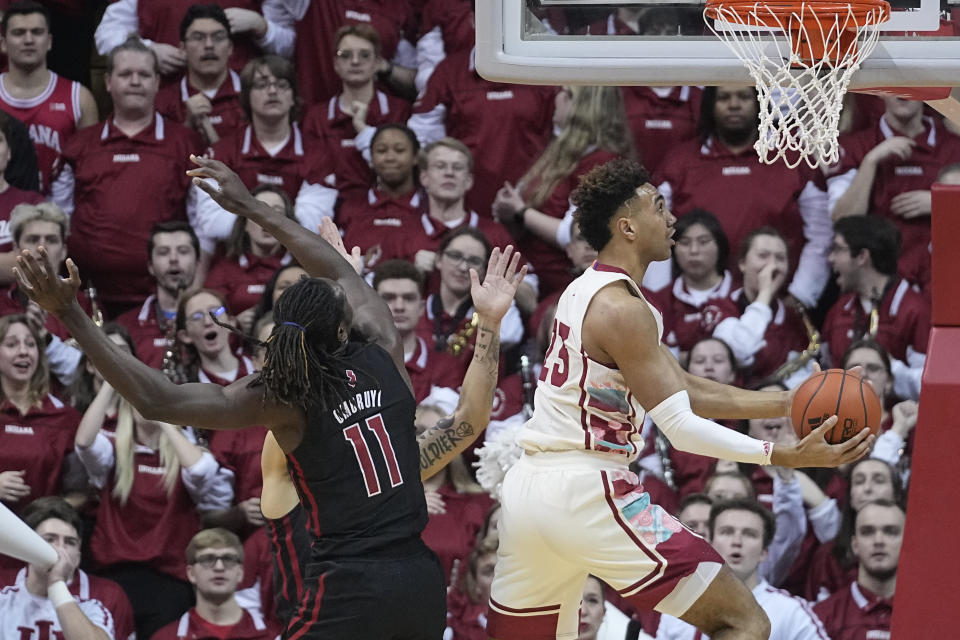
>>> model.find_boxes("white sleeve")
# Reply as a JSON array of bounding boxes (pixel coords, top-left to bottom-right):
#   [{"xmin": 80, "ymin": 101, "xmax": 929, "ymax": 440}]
[
  {"xmin": 657, "ymin": 180, "xmax": 674, "ymax": 210},
  {"xmin": 51, "ymin": 163, "xmax": 75, "ymax": 217},
  {"xmin": 498, "ymin": 301, "xmax": 524, "ymax": 348},
  {"xmin": 641, "ymin": 258, "xmax": 673, "ymax": 293},
  {"xmin": 415, "ymin": 26, "xmax": 445, "ymax": 94},
  {"xmin": 258, "ymin": 0, "xmax": 296, "ymax": 57},
  {"xmin": 45, "ymin": 335, "xmax": 82, "ymax": 386},
  {"xmin": 555, "ymin": 202, "xmax": 575, "ymax": 248},
  {"xmin": 785, "ymin": 597, "xmax": 832, "ymax": 640},
  {"xmin": 788, "ymin": 180, "xmax": 832, "ymax": 307},
  {"xmin": 76, "ymin": 597, "xmax": 116, "ymax": 639},
  {"xmin": 807, "ymin": 497, "xmax": 842, "ymax": 543},
  {"xmin": 870, "ymin": 430, "xmax": 904, "ymax": 468},
  {"xmin": 891, "ymin": 349, "xmax": 924, "ymax": 400},
  {"xmin": 294, "ymin": 179, "xmax": 338, "ymax": 233},
  {"xmin": 95, "ymin": 0, "xmax": 143, "ymax": 56},
  {"xmin": 407, "ymin": 104, "xmax": 447, "ymax": 147},
  {"xmin": 283, "ymin": 0, "xmax": 311, "ymax": 21},
  {"xmin": 354, "ymin": 126, "xmax": 376, "ymax": 166},
  {"xmin": 654, "ymin": 614, "xmax": 696, "ymax": 640},
  {"xmin": 648, "ymin": 390, "xmax": 773, "ymax": 464},
  {"xmin": 191, "ymin": 180, "xmax": 235, "ymax": 254},
  {"xmin": 181, "ymin": 450, "xmax": 235, "ymax": 511},
  {"xmin": 712, "ymin": 301, "xmax": 774, "ymax": 366},
  {"xmin": 75, "ymin": 432, "xmax": 116, "ymax": 490},
  {"xmin": 759, "ymin": 473, "xmax": 807, "ymax": 586},
  {"xmin": 394, "ymin": 37, "xmax": 417, "ymax": 69},
  {"xmin": 826, "ymin": 168, "xmax": 858, "ymax": 218}
]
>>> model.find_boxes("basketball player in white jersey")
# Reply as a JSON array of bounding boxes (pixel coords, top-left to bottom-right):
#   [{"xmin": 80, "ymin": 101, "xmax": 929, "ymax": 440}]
[{"xmin": 486, "ymin": 158, "xmax": 874, "ymax": 640}]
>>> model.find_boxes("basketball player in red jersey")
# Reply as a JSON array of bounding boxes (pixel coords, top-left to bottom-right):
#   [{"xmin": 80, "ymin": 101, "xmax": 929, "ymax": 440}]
[
  {"xmin": 0, "ymin": 1, "xmax": 98, "ymax": 192},
  {"xmin": 486, "ymin": 158, "xmax": 874, "ymax": 640},
  {"xmin": 16, "ymin": 154, "xmax": 527, "ymax": 639}
]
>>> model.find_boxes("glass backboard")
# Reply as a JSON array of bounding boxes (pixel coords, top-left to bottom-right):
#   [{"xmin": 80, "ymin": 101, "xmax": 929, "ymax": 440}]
[{"xmin": 475, "ymin": 0, "xmax": 960, "ymax": 89}]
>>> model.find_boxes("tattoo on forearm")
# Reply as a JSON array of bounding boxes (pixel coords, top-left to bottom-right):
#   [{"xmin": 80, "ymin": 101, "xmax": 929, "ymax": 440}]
[
  {"xmin": 473, "ymin": 327, "xmax": 500, "ymax": 365},
  {"xmin": 418, "ymin": 416, "xmax": 476, "ymax": 472}
]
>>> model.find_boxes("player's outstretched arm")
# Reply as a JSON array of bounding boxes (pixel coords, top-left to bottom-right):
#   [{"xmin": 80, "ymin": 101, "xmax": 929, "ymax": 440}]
[
  {"xmin": 13, "ymin": 249, "xmax": 299, "ymax": 433},
  {"xmin": 187, "ymin": 156, "xmax": 402, "ymax": 364},
  {"xmin": 418, "ymin": 246, "xmax": 527, "ymax": 481}
]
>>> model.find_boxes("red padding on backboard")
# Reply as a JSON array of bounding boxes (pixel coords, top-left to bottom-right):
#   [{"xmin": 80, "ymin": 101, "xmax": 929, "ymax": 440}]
[
  {"xmin": 930, "ymin": 184, "xmax": 960, "ymax": 326},
  {"xmin": 890, "ymin": 327, "xmax": 960, "ymax": 639}
]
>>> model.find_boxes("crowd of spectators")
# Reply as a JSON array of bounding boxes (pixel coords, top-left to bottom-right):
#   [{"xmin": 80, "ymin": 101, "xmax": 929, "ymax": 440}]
[{"xmin": 0, "ymin": 1, "xmax": 937, "ymax": 639}]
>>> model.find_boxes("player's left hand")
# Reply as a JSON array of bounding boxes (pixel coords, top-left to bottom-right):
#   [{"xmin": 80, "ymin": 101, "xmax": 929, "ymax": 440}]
[
  {"xmin": 188, "ymin": 155, "xmax": 261, "ymax": 218},
  {"xmin": 890, "ymin": 190, "xmax": 932, "ymax": 219},
  {"xmin": 471, "ymin": 246, "xmax": 527, "ymax": 322},
  {"xmin": 13, "ymin": 248, "xmax": 81, "ymax": 317}
]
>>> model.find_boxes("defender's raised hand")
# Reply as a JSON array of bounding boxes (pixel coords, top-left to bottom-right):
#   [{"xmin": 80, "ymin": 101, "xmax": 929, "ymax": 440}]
[
  {"xmin": 470, "ymin": 246, "xmax": 527, "ymax": 323},
  {"xmin": 187, "ymin": 154, "xmax": 261, "ymax": 217},
  {"xmin": 13, "ymin": 248, "xmax": 81, "ymax": 317}
]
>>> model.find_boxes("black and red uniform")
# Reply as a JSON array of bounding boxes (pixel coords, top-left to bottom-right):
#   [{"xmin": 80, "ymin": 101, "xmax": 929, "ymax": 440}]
[{"xmin": 282, "ymin": 341, "xmax": 445, "ymax": 639}]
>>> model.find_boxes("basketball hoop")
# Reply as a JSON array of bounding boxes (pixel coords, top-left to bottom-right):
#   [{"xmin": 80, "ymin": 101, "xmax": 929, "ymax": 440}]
[{"xmin": 704, "ymin": 0, "xmax": 891, "ymax": 168}]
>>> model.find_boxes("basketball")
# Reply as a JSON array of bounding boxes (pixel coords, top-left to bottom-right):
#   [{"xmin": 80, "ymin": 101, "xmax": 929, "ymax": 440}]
[{"xmin": 790, "ymin": 369, "xmax": 882, "ymax": 444}]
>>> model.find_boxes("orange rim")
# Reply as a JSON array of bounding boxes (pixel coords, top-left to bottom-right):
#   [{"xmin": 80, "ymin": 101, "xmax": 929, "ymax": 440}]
[{"xmin": 705, "ymin": 0, "xmax": 891, "ymax": 63}]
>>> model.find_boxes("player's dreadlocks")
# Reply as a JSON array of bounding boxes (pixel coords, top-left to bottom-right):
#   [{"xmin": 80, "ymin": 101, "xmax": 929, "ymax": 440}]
[{"xmin": 256, "ymin": 277, "xmax": 351, "ymax": 410}]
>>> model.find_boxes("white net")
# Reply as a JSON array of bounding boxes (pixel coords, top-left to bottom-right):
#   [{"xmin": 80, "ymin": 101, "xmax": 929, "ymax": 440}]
[{"xmin": 704, "ymin": 2, "xmax": 889, "ymax": 168}]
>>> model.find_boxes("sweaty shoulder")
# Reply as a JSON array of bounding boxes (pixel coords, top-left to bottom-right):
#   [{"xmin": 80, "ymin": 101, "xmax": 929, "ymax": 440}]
[{"xmin": 582, "ymin": 281, "xmax": 659, "ymax": 362}]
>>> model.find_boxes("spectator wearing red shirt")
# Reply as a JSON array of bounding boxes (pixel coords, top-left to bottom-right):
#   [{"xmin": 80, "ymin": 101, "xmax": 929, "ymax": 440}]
[
  {"xmin": 828, "ymin": 96, "xmax": 960, "ymax": 263},
  {"xmin": 75, "ymin": 384, "xmax": 234, "ymax": 639},
  {"xmin": 0, "ymin": 119, "xmax": 45, "ymax": 281},
  {"xmin": 155, "ymin": 5, "xmax": 246, "ymax": 147},
  {"xmin": 303, "ymin": 23, "xmax": 412, "ymax": 200},
  {"xmin": 417, "ymin": 403, "xmax": 494, "ymax": 585},
  {"xmin": 445, "ymin": 537, "xmax": 498, "ymax": 640},
  {"xmin": 0, "ymin": 314, "xmax": 79, "ymax": 515},
  {"xmin": 204, "ymin": 185, "xmax": 294, "ymax": 335},
  {"xmin": 408, "ymin": 45, "xmax": 555, "ymax": 215},
  {"xmin": 0, "ymin": 2, "xmax": 98, "ymax": 192},
  {"xmin": 289, "ymin": 0, "xmax": 416, "ymax": 106},
  {"xmin": 51, "ymin": 37, "xmax": 204, "ymax": 312},
  {"xmin": 824, "ymin": 216, "xmax": 929, "ymax": 400},
  {"xmin": 655, "ymin": 86, "xmax": 832, "ymax": 307},
  {"xmin": 493, "ymin": 86, "xmax": 633, "ymax": 297},
  {"xmin": 115, "ymin": 222, "xmax": 200, "ymax": 371},
  {"xmin": 151, "ymin": 528, "xmax": 274, "ymax": 640},
  {"xmin": 2, "ymin": 202, "xmax": 85, "ymax": 385},
  {"xmin": 647, "ymin": 209, "xmax": 734, "ymax": 360},
  {"xmin": 372, "ymin": 259, "xmax": 456, "ymax": 404},
  {"xmin": 413, "ymin": 0, "xmax": 476, "ymax": 93},
  {"xmin": 341, "ymin": 123, "xmax": 423, "ymax": 268},
  {"xmin": 195, "ymin": 55, "xmax": 337, "ymax": 255},
  {"xmin": 813, "ymin": 500, "xmax": 904, "ymax": 640},
  {"xmin": 94, "ymin": 0, "xmax": 295, "ymax": 78},
  {"xmin": 807, "ymin": 458, "xmax": 903, "ymax": 604},
  {"xmin": 712, "ymin": 227, "xmax": 812, "ymax": 386}
]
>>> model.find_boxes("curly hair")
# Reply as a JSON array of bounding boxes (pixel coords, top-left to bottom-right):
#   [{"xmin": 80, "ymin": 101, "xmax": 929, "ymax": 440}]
[{"xmin": 572, "ymin": 158, "xmax": 651, "ymax": 252}]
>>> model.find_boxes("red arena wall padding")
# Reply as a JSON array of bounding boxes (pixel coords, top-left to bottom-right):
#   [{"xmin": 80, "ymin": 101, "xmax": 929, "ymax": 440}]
[{"xmin": 890, "ymin": 183, "xmax": 960, "ymax": 638}]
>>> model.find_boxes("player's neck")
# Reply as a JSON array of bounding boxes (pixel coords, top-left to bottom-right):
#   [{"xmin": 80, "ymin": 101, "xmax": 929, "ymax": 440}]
[
  {"xmin": 252, "ymin": 115, "xmax": 291, "ymax": 146},
  {"xmin": 188, "ymin": 67, "xmax": 228, "ymax": 94},
  {"xmin": 195, "ymin": 593, "xmax": 244, "ymax": 626},
  {"xmin": 340, "ymin": 82, "xmax": 374, "ymax": 107},
  {"xmin": 595, "ymin": 245, "xmax": 647, "ymax": 285},
  {"xmin": 3, "ymin": 65, "xmax": 50, "ymax": 95},
  {"xmin": 858, "ymin": 571, "xmax": 897, "ymax": 599},
  {"xmin": 428, "ymin": 196, "xmax": 468, "ymax": 224}
]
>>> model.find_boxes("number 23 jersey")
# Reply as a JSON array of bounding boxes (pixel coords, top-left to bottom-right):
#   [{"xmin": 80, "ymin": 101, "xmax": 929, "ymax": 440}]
[
  {"xmin": 517, "ymin": 262, "xmax": 665, "ymax": 463},
  {"xmin": 286, "ymin": 341, "xmax": 427, "ymax": 559}
]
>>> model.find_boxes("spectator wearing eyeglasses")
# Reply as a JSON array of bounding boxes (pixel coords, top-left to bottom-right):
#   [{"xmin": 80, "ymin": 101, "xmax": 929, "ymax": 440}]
[
  {"xmin": 155, "ymin": 5, "xmax": 246, "ymax": 147},
  {"xmin": 150, "ymin": 528, "xmax": 275, "ymax": 640},
  {"xmin": 416, "ymin": 227, "xmax": 524, "ymax": 373},
  {"xmin": 115, "ymin": 222, "xmax": 201, "ymax": 370},
  {"xmin": 303, "ymin": 24, "xmax": 412, "ymax": 201},
  {"xmin": 192, "ymin": 55, "xmax": 337, "ymax": 259}
]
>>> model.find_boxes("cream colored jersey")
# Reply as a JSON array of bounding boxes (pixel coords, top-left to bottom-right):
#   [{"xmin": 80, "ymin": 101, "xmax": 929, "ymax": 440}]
[{"xmin": 517, "ymin": 263, "xmax": 663, "ymax": 463}]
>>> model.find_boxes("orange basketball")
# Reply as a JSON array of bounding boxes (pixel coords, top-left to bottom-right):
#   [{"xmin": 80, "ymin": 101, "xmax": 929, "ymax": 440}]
[{"xmin": 790, "ymin": 369, "xmax": 882, "ymax": 444}]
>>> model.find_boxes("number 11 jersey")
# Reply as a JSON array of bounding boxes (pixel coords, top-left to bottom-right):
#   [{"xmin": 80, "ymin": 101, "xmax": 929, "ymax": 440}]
[{"xmin": 286, "ymin": 341, "xmax": 428, "ymax": 560}]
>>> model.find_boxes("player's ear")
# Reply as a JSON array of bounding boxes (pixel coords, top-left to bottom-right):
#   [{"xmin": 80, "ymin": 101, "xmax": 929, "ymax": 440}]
[{"xmin": 615, "ymin": 215, "xmax": 635, "ymax": 240}]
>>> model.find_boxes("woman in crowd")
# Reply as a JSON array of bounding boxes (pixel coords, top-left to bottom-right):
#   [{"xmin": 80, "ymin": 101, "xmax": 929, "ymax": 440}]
[
  {"xmin": 342, "ymin": 123, "xmax": 422, "ymax": 268},
  {"xmin": 646, "ymin": 210, "xmax": 734, "ymax": 360},
  {"xmin": 75, "ymin": 375, "xmax": 233, "ymax": 637},
  {"xmin": 250, "ymin": 263, "xmax": 308, "ymax": 333},
  {"xmin": 445, "ymin": 537, "xmax": 499, "ymax": 640},
  {"xmin": 712, "ymin": 226, "xmax": 811, "ymax": 386},
  {"xmin": 492, "ymin": 85, "xmax": 635, "ymax": 296},
  {"xmin": 418, "ymin": 403, "xmax": 494, "ymax": 586},
  {"xmin": 204, "ymin": 185, "xmax": 295, "ymax": 335},
  {"xmin": 0, "ymin": 314, "xmax": 80, "ymax": 513}
]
